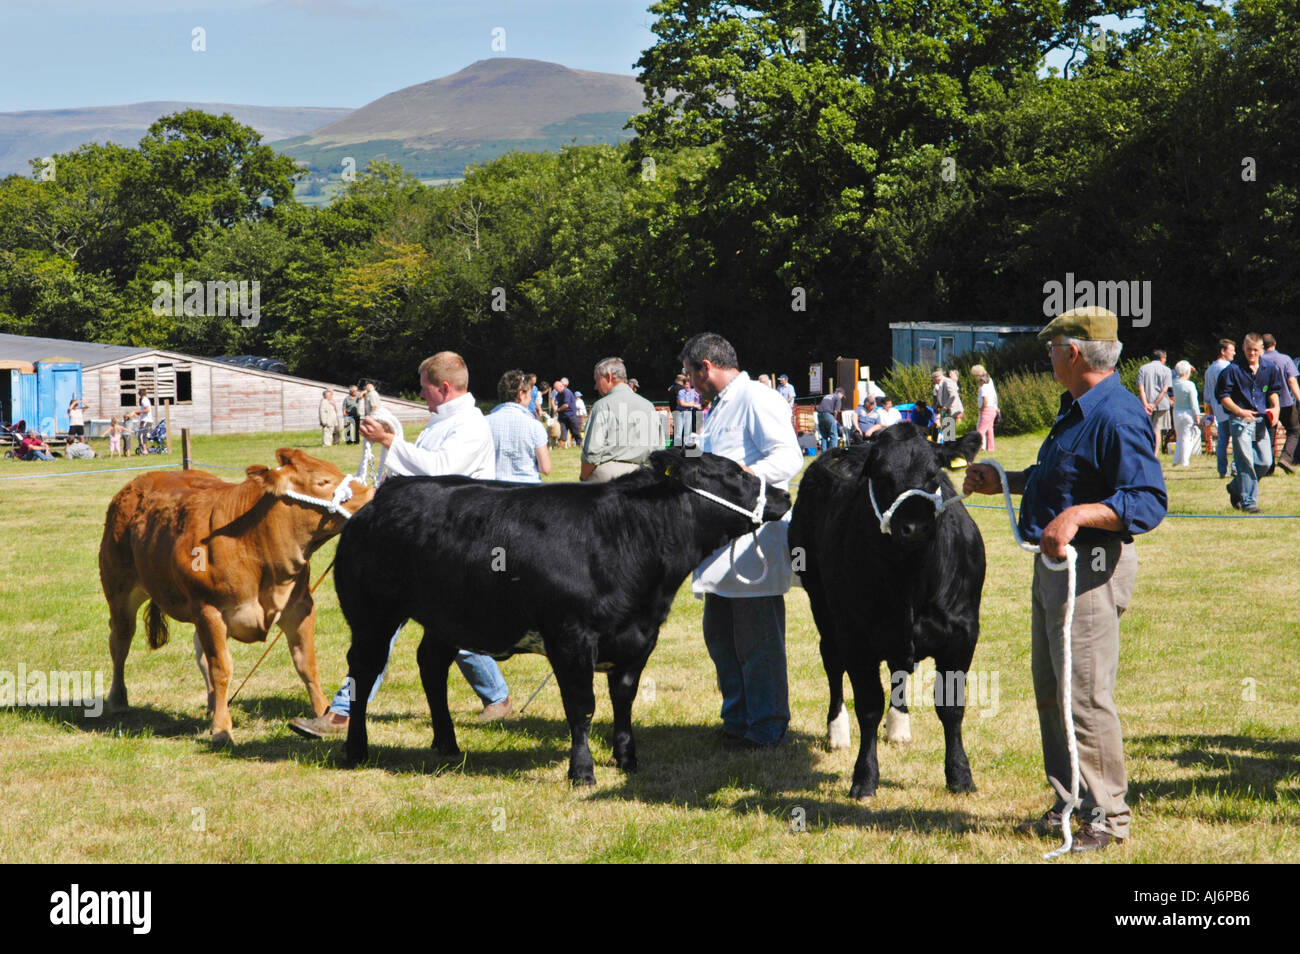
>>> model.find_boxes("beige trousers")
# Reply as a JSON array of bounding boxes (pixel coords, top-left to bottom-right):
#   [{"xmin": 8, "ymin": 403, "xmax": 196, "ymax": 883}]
[
  {"xmin": 1031, "ymin": 538, "xmax": 1138, "ymax": 839},
  {"xmin": 585, "ymin": 461, "xmax": 643, "ymax": 483}
]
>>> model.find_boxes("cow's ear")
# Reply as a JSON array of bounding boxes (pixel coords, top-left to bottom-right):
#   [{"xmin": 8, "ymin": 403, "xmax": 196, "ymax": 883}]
[
  {"xmin": 934, "ymin": 432, "xmax": 983, "ymax": 470},
  {"xmin": 246, "ymin": 463, "xmax": 288, "ymax": 494},
  {"xmin": 276, "ymin": 447, "xmax": 304, "ymax": 467},
  {"xmin": 648, "ymin": 448, "xmax": 685, "ymax": 481}
]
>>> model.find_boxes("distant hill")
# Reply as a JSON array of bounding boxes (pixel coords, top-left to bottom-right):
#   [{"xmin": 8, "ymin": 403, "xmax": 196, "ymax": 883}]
[
  {"xmin": 0, "ymin": 102, "xmax": 352, "ymax": 176},
  {"xmin": 278, "ymin": 58, "xmax": 646, "ymax": 178}
]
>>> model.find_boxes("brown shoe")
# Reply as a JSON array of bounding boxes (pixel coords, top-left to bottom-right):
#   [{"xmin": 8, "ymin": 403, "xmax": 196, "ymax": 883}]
[
  {"xmin": 478, "ymin": 697, "xmax": 514, "ymax": 723},
  {"xmin": 1017, "ymin": 806, "xmax": 1064, "ymax": 836},
  {"xmin": 1071, "ymin": 823, "xmax": 1122, "ymax": 853},
  {"xmin": 288, "ymin": 711, "xmax": 349, "ymax": 739}
]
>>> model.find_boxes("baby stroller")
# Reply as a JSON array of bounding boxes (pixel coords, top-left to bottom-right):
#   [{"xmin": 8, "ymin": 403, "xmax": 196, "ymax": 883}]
[
  {"xmin": 135, "ymin": 418, "xmax": 169, "ymax": 454},
  {"xmin": 2, "ymin": 420, "xmax": 27, "ymax": 459}
]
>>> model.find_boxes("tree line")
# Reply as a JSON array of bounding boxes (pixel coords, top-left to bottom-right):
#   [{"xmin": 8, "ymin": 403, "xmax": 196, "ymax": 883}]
[{"xmin": 1, "ymin": 0, "xmax": 1295, "ymax": 400}]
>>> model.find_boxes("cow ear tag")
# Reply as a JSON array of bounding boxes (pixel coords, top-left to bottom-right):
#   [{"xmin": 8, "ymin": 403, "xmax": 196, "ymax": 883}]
[
  {"xmin": 947, "ymin": 456, "xmax": 969, "ymax": 470},
  {"xmin": 664, "ymin": 464, "xmax": 674, "ymax": 478}
]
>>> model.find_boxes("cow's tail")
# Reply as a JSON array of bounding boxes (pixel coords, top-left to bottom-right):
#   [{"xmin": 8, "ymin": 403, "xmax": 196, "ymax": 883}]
[{"xmin": 145, "ymin": 601, "xmax": 170, "ymax": 650}]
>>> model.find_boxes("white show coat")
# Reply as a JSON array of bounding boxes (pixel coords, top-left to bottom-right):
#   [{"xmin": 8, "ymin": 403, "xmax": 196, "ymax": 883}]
[
  {"xmin": 383, "ymin": 392, "xmax": 496, "ymax": 479},
  {"xmin": 691, "ymin": 372, "xmax": 804, "ymax": 598}
]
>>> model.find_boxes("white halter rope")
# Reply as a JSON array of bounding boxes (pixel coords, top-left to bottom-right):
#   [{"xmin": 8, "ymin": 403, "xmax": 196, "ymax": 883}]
[
  {"xmin": 355, "ymin": 408, "xmax": 406, "ymax": 487},
  {"xmin": 979, "ymin": 458, "xmax": 1080, "ymax": 860},
  {"xmin": 868, "ymin": 480, "xmax": 966, "ymax": 535},
  {"xmin": 276, "ymin": 408, "xmax": 406, "ymax": 520},
  {"xmin": 686, "ymin": 474, "xmax": 770, "ymax": 585}
]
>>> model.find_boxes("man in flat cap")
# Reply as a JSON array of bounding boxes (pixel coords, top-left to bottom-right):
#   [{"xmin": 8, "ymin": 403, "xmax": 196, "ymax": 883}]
[{"xmin": 962, "ymin": 306, "xmax": 1167, "ymax": 852}]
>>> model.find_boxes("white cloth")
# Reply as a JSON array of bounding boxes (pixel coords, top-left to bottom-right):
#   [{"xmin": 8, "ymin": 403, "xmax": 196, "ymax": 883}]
[
  {"xmin": 691, "ymin": 372, "xmax": 803, "ymax": 598},
  {"xmin": 383, "ymin": 392, "xmax": 496, "ymax": 479},
  {"xmin": 1174, "ymin": 410, "xmax": 1199, "ymax": 466},
  {"xmin": 1204, "ymin": 358, "xmax": 1231, "ymax": 422},
  {"xmin": 978, "ymin": 380, "xmax": 998, "ymax": 411},
  {"xmin": 139, "ymin": 395, "xmax": 153, "ymax": 424}
]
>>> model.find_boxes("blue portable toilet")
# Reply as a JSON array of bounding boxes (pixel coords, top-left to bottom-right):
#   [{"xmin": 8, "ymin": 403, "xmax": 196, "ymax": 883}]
[
  {"xmin": 35, "ymin": 360, "xmax": 82, "ymax": 433},
  {"xmin": 1, "ymin": 362, "xmax": 38, "ymax": 428}
]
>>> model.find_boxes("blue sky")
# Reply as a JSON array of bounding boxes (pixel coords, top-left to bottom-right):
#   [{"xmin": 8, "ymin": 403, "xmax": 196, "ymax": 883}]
[{"xmin": 0, "ymin": 0, "xmax": 660, "ymax": 111}]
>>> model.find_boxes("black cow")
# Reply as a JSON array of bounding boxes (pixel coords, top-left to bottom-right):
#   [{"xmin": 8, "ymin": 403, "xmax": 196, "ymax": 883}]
[
  {"xmin": 789, "ymin": 424, "xmax": 986, "ymax": 798},
  {"xmin": 334, "ymin": 448, "xmax": 792, "ymax": 784}
]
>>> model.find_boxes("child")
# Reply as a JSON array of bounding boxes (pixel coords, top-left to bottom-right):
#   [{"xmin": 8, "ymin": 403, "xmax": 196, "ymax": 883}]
[{"xmin": 108, "ymin": 416, "xmax": 125, "ymax": 458}]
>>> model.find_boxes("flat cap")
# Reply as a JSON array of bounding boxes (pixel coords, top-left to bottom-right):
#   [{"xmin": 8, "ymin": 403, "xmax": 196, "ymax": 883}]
[{"xmin": 1037, "ymin": 305, "xmax": 1119, "ymax": 342}]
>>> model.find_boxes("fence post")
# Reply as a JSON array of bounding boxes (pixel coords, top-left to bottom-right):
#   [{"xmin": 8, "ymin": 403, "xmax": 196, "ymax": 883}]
[{"xmin": 181, "ymin": 428, "xmax": 191, "ymax": 470}]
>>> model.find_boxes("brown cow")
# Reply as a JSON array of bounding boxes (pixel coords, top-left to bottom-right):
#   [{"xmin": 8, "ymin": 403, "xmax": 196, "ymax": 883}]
[{"xmin": 99, "ymin": 448, "xmax": 374, "ymax": 745}]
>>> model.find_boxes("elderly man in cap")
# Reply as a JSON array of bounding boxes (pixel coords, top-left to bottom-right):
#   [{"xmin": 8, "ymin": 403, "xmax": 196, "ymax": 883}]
[{"xmin": 962, "ymin": 307, "xmax": 1167, "ymax": 852}]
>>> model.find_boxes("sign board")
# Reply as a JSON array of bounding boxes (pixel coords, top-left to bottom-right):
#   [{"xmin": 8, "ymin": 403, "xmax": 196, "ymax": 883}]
[{"xmin": 809, "ymin": 363, "xmax": 823, "ymax": 395}]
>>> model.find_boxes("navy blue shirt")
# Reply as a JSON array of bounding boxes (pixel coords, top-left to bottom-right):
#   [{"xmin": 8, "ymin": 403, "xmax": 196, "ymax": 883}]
[
  {"xmin": 1215, "ymin": 358, "xmax": 1284, "ymax": 416},
  {"xmin": 1019, "ymin": 372, "xmax": 1167, "ymax": 547},
  {"xmin": 555, "ymin": 387, "xmax": 579, "ymax": 420}
]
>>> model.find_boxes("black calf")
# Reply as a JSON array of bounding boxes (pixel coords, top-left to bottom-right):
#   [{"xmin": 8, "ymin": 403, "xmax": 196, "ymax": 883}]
[
  {"xmin": 333, "ymin": 448, "xmax": 791, "ymax": 783},
  {"xmin": 789, "ymin": 424, "xmax": 986, "ymax": 798}
]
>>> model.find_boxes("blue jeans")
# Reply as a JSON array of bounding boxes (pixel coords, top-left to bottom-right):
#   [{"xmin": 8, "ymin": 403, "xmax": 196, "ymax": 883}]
[
  {"xmin": 1227, "ymin": 418, "xmax": 1272, "ymax": 508},
  {"xmin": 673, "ymin": 410, "xmax": 695, "ymax": 447},
  {"xmin": 1215, "ymin": 419, "xmax": 1231, "ymax": 477},
  {"xmin": 327, "ymin": 623, "xmax": 509, "ymax": 716},
  {"xmin": 702, "ymin": 594, "xmax": 789, "ymax": 745},
  {"xmin": 817, "ymin": 412, "xmax": 839, "ymax": 452}
]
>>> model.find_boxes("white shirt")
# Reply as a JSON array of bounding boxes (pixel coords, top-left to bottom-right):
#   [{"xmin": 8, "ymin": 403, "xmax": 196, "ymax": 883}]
[
  {"xmin": 383, "ymin": 392, "xmax": 496, "ymax": 479},
  {"xmin": 1204, "ymin": 358, "xmax": 1231, "ymax": 422},
  {"xmin": 139, "ymin": 395, "xmax": 153, "ymax": 424},
  {"xmin": 691, "ymin": 372, "xmax": 803, "ymax": 598},
  {"xmin": 978, "ymin": 380, "xmax": 998, "ymax": 410}
]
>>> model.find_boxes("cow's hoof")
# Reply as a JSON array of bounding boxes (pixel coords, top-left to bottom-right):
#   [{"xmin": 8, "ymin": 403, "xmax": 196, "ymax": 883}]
[
  {"xmin": 433, "ymin": 743, "xmax": 462, "ymax": 758},
  {"xmin": 827, "ymin": 706, "xmax": 851, "ymax": 750},
  {"xmin": 344, "ymin": 748, "xmax": 368, "ymax": 767},
  {"xmin": 848, "ymin": 783, "xmax": 877, "ymax": 800},
  {"xmin": 885, "ymin": 707, "xmax": 912, "ymax": 744},
  {"xmin": 211, "ymin": 730, "xmax": 233, "ymax": 749},
  {"xmin": 947, "ymin": 778, "xmax": 977, "ymax": 794},
  {"xmin": 569, "ymin": 771, "xmax": 597, "ymax": 787},
  {"xmin": 613, "ymin": 756, "xmax": 638, "ymax": 773}
]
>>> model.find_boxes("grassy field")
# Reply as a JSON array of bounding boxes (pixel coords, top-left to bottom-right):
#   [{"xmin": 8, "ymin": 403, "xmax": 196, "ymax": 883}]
[{"xmin": 1, "ymin": 428, "xmax": 1297, "ymax": 863}]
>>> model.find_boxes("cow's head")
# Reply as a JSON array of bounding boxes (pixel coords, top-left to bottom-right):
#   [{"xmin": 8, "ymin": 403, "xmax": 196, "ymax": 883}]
[
  {"xmin": 246, "ymin": 448, "xmax": 375, "ymax": 536},
  {"xmin": 858, "ymin": 424, "xmax": 981, "ymax": 549},
  {"xmin": 648, "ymin": 448, "xmax": 793, "ymax": 528}
]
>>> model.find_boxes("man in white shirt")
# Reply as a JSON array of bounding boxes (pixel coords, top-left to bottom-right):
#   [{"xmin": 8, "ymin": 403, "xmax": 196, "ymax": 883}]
[
  {"xmin": 777, "ymin": 374, "xmax": 796, "ymax": 408},
  {"xmin": 1202, "ymin": 338, "xmax": 1235, "ymax": 478},
  {"xmin": 134, "ymin": 392, "xmax": 154, "ymax": 453},
  {"xmin": 861, "ymin": 395, "xmax": 902, "ymax": 438},
  {"xmin": 680, "ymin": 333, "xmax": 804, "ymax": 749},
  {"xmin": 290, "ymin": 352, "xmax": 512, "ymax": 739}
]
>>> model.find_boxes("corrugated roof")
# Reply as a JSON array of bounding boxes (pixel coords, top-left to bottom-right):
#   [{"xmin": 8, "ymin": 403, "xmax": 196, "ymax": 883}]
[{"xmin": 0, "ymin": 332, "xmax": 149, "ymax": 366}]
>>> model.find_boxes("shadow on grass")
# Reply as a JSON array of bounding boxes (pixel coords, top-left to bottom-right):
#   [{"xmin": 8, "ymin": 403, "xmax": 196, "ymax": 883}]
[
  {"xmin": 5, "ymin": 701, "xmax": 208, "ymax": 739},
  {"xmin": 1129, "ymin": 733, "xmax": 1300, "ymax": 802}
]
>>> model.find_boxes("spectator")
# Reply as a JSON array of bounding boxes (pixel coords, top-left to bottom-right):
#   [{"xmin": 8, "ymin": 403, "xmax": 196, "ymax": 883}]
[
  {"xmin": 1260, "ymin": 334, "xmax": 1300, "ymax": 474},
  {"xmin": 580, "ymin": 357, "xmax": 663, "ymax": 482},
  {"xmin": 861, "ymin": 394, "xmax": 901, "ymax": 438},
  {"xmin": 537, "ymin": 380, "xmax": 553, "ymax": 420},
  {"xmin": 628, "ymin": 377, "xmax": 640, "ymax": 393},
  {"xmin": 525, "ymin": 373, "xmax": 541, "ymax": 419},
  {"xmin": 134, "ymin": 390, "xmax": 154, "ymax": 454},
  {"xmin": 318, "ymin": 389, "xmax": 341, "ymax": 446},
  {"xmin": 933, "ymin": 369, "xmax": 963, "ymax": 432},
  {"xmin": 1202, "ymin": 339, "xmax": 1235, "ymax": 478},
  {"xmin": 963, "ymin": 306, "xmax": 1166, "ymax": 852},
  {"xmin": 107, "ymin": 416, "xmax": 126, "ymax": 458},
  {"xmin": 289, "ymin": 351, "xmax": 513, "ymax": 739},
  {"xmin": 553, "ymin": 378, "xmax": 582, "ymax": 448},
  {"xmin": 21, "ymin": 431, "xmax": 54, "ymax": 461},
  {"xmin": 67, "ymin": 435, "xmax": 96, "ymax": 459},
  {"xmin": 971, "ymin": 365, "xmax": 998, "ymax": 451},
  {"xmin": 342, "ymin": 385, "xmax": 361, "ymax": 444},
  {"xmin": 675, "ymin": 374, "xmax": 701, "ymax": 448},
  {"xmin": 1171, "ymin": 360, "xmax": 1199, "ymax": 467},
  {"xmin": 488, "ymin": 369, "xmax": 551, "ymax": 482},
  {"xmin": 67, "ymin": 397, "xmax": 87, "ymax": 439},
  {"xmin": 816, "ymin": 387, "xmax": 845, "ymax": 452},
  {"xmin": 1136, "ymin": 349, "xmax": 1174, "ymax": 450},
  {"xmin": 854, "ymin": 394, "xmax": 877, "ymax": 437},
  {"xmin": 679, "ymin": 332, "xmax": 803, "ymax": 749},
  {"xmin": 777, "ymin": 374, "xmax": 795, "ymax": 408},
  {"xmin": 758, "ymin": 374, "xmax": 772, "ymax": 388},
  {"xmin": 362, "ymin": 382, "xmax": 382, "ymax": 416},
  {"xmin": 1215, "ymin": 333, "xmax": 1282, "ymax": 513}
]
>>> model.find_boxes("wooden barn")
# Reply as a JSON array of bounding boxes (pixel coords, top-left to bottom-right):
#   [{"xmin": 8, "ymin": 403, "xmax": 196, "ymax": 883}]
[{"xmin": 0, "ymin": 333, "xmax": 428, "ymax": 436}]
